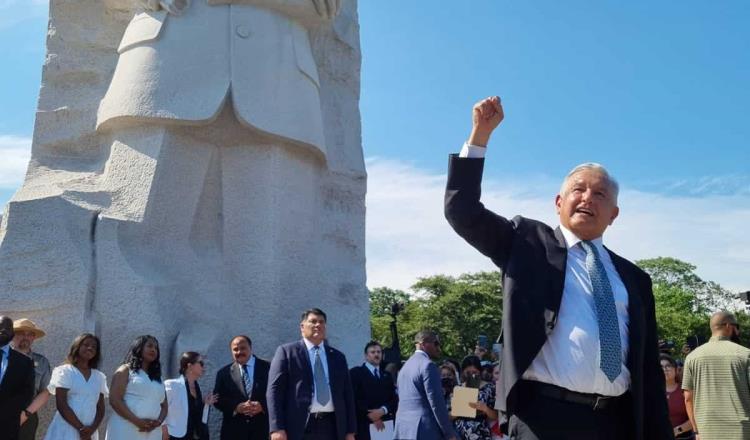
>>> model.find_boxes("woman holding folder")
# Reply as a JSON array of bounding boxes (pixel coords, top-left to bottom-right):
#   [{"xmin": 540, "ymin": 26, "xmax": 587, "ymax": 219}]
[{"xmin": 452, "ymin": 356, "xmax": 498, "ymax": 440}]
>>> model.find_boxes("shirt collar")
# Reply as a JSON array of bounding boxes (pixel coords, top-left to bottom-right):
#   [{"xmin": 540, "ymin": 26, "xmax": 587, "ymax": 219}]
[
  {"xmin": 415, "ymin": 349, "xmax": 429, "ymax": 358},
  {"xmin": 559, "ymin": 224, "xmax": 605, "ymax": 251},
  {"xmin": 365, "ymin": 362, "xmax": 379, "ymax": 373},
  {"xmin": 1, "ymin": 343, "xmax": 10, "ymax": 354},
  {"xmin": 238, "ymin": 354, "xmax": 256, "ymax": 368},
  {"xmin": 303, "ymin": 338, "xmax": 325, "ymax": 351},
  {"xmin": 710, "ymin": 335, "xmax": 732, "ymax": 342}
]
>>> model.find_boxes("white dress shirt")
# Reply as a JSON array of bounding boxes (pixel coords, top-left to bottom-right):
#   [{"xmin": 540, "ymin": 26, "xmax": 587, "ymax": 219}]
[
  {"xmin": 0, "ymin": 343, "xmax": 10, "ymax": 384},
  {"xmin": 303, "ymin": 338, "xmax": 335, "ymax": 412},
  {"xmin": 459, "ymin": 143, "xmax": 631, "ymax": 396}
]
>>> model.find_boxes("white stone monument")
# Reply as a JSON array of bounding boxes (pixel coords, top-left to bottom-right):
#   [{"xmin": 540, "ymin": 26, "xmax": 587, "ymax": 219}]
[{"xmin": 0, "ymin": 0, "xmax": 367, "ymax": 427}]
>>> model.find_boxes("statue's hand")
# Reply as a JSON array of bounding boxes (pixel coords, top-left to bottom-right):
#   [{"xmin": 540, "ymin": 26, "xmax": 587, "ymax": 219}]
[
  {"xmin": 311, "ymin": 0, "xmax": 340, "ymax": 20},
  {"xmin": 138, "ymin": 0, "xmax": 162, "ymax": 10},
  {"xmin": 159, "ymin": 0, "xmax": 190, "ymax": 15}
]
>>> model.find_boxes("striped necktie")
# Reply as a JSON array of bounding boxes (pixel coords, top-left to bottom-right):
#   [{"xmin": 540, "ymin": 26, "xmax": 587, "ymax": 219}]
[
  {"xmin": 581, "ymin": 240, "xmax": 622, "ymax": 382},
  {"xmin": 242, "ymin": 364, "xmax": 253, "ymax": 396}
]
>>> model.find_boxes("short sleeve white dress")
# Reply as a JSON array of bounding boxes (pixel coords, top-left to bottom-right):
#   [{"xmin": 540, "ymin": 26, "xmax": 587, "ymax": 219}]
[
  {"xmin": 43, "ymin": 364, "xmax": 109, "ymax": 440},
  {"xmin": 105, "ymin": 368, "xmax": 166, "ymax": 440}
]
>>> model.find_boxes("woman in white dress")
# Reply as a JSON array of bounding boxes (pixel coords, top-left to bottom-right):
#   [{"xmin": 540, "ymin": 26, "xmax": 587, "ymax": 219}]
[
  {"xmin": 44, "ymin": 333, "xmax": 108, "ymax": 440},
  {"xmin": 106, "ymin": 335, "xmax": 167, "ymax": 440}
]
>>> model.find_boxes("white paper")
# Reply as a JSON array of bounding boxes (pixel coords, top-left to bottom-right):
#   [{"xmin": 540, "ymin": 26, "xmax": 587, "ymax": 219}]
[
  {"xmin": 202, "ymin": 403, "xmax": 209, "ymax": 424},
  {"xmin": 369, "ymin": 420, "xmax": 395, "ymax": 440},
  {"xmin": 451, "ymin": 386, "xmax": 479, "ymax": 418}
]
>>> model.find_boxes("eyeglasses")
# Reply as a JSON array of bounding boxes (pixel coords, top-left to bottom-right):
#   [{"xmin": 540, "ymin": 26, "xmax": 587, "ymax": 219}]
[{"xmin": 192, "ymin": 360, "xmax": 205, "ymax": 367}]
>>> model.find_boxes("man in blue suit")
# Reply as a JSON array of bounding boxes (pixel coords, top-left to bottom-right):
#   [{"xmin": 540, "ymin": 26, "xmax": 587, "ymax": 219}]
[
  {"xmin": 267, "ymin": 308, "xmax": 356, "ymax": 440},
  {"xmin": 394, "ymin": 331, "xmax": 457, "ymax": 440}
]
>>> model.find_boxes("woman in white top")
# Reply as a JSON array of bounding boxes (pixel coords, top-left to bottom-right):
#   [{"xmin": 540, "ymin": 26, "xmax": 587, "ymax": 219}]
[
  {"xmin": 162, "ymin": 352, "xmax": 218, "ymax": 440},
  {"xmin": 106, "ymin": 335, "xmax": 167, "ymax": 440},
  {"xmin": 44, "ymin": 333, "xmax": 108, "ymax": 440}
]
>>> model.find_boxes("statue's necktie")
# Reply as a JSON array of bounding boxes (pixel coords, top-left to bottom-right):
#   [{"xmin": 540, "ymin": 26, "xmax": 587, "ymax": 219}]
[
  {"xmin": 242, "ymin": 364, "xmax": 253, "ymax": 396},
  {"xmin": 580, "ymin": 240, "xmax": 622, "ymax": 382},
  {"xmin": 313, "ymin": 346, "xmax": 330, "ymax": 405}
]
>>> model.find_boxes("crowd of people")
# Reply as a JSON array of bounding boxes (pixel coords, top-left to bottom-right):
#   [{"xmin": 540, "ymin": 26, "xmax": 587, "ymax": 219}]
[{"xmin": 0, "ymin": 310, "xmax": 511, "ymax": 440}]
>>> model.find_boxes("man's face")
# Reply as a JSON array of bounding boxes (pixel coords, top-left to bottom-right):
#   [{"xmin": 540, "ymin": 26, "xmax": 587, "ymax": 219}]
[
  {"xmin": 421, "ymin": 338, "xmax": 442, "ymax": 359},
  {"xmin": 365, "ymin": 345, "xmax": 382, "ymax": 365},
  {"xmin": 231, "ymin": 337, "xmax": 252, "ymax": 365},
  {"xmin": 12, "ymin": 330, "xmax": 36, "ymax": 352},
  {"xmin": 0, "ymin": 317, "xmax": 14, "ymax": 346},
  {"xmin": 300, "ymin": 313, "xmax": 327, "ymax": 344},
  {"xmin": 555, "ymin": 169, "xmax": 619, "ymax": 241}
]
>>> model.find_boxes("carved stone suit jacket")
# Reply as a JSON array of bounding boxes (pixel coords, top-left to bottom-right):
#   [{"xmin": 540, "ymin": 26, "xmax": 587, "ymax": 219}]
[
  {"xmin": 444, "ymin": 155, "xmax": 672, "ymax": 440},
  {"xmin": 98, "ymin": 0, "xmax": 329, "ymax": 158}
]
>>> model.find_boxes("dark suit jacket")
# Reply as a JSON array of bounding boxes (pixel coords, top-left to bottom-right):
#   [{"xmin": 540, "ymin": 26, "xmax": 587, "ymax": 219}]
[
  {"xmin": 444, "ymin": 155, "xmax": 672, "ymax": 440},
  {"xmin": 349, "ymin": 364, "xmax": 398, "ymax": 440},
  {"xmin": 267, "ymin": 340, "xmax": 356, "ymax": 440},
  {"xmin": 0, "ymin": 348, "xmax": 35, "ymax": 440},
  {"xmin": 214, "ymin": 357, "xmax": 270, "ymax": 439}
]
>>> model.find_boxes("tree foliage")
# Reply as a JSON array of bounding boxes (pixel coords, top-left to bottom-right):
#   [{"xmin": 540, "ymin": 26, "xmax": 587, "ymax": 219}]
[{"xmin": 370, "ymin": 272, "xmax": 502, "ymax": 360}]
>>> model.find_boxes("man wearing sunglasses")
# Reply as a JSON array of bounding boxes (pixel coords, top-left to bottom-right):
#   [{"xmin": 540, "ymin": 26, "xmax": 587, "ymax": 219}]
[
  {"xmin": 394, "ymin": 331, "xmax": 457, "ymax": 440},
  {"xmin": 682, "ymin": 311, "xmax": 750, "ymax": 440}
]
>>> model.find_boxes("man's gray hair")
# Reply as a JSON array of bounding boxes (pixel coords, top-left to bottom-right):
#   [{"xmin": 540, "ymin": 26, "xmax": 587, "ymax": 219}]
[{"xmin": 560, "ymin": 162, "xmax": 619, "ymax": 200}]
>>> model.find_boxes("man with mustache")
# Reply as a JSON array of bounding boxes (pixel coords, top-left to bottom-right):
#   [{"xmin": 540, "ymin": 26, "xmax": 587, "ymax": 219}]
[
  {"xmin": 682, "ymin": 311, "xmax": 750, "ymax": 440},
  {"xmin": 444, "ymin": 96, "xmax": 671, "ymax": 439}
]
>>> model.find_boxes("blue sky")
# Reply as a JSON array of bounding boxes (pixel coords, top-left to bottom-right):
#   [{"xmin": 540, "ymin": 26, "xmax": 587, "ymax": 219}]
[{"xmin": 1, "ymin": 1, "xmax": 749, "ymax": 292}]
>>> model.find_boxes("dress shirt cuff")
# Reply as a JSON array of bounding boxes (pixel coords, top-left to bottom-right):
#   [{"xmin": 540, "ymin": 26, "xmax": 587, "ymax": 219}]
[
  {"xmin": 380, "ymin": 406, "xmax": 388, "ymax": 415},
  {"xmin": 459, "ymin": 142, "xmax": 487, "ymax": 159}
]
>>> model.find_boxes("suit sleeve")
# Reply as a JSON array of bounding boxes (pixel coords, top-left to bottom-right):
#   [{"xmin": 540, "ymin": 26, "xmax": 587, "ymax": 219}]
[
  {"xmin": 341, "ymin": 356, "xmax": 357, "ymax": 434},
  {"xmin": 213, "ymin": 368, "xmax": 238, "ymax": 416},
  {"xmin": 349, "ymin": 367, "xmax": 368, "ymax": 418},
  {"xmin": 423, "ymin": 362, "xmax": 457, "ymax": 439},
  {"xmin": 22, "ymin": 356, "xmax": 35, "ymax": 410},
  {"xmin": 444, "ymin": 154, "xmax": 517, "ymax": 267},
  {"xmin": 640, "ymin": 275, "xmax": 674, "ymax": 439},
  {"xmin": 267, "ymin": 345, "xmax": 289, "ymax": 432}
]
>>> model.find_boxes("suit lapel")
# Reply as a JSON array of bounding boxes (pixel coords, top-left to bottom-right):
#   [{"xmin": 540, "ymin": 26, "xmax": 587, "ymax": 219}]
[
  {"xmin": 297, "ymin": 341, "xmax": 314, "ymax": 391},
  {"xmin": 607, "ymin": 247, "xmax": 644, "ymax": 371},
  {"xmin": 544, "ymin": 227, "xmax": 569, "ymax": 324},
  {"xmin": 230, "ymin": 362, "xmax": 247, "ymax": 398}
]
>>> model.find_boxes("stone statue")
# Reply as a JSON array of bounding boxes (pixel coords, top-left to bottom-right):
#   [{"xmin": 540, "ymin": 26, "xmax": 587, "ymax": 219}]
[{"xmin": 0, "ymin": 1, "xmax": 367, "ymax": 433}]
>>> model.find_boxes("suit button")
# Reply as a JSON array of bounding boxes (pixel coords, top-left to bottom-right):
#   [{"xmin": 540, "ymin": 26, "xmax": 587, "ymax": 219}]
[{"xmin": 235, "ymin": 25, "xmax": 251, "ymax": 38}]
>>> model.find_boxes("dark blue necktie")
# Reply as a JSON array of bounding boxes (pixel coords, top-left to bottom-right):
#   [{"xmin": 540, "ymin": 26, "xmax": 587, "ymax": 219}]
[
  {"xmin": 581, "ymin": 240, "xmax": 622, "ymax": 382},
  {"xmin": 242, "ymin": 364, "xmax": 253, "ymax": 396}
]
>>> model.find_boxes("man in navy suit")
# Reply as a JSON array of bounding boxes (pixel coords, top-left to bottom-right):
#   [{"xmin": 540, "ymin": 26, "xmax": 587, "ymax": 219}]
[
  {"xmin": 215, "ymin": 335, "xmax": 270, "ymax": 439},
  {"xmin": 444, "ymin": 96, "xmax": 671, "ymax": 439},
  {"xmin": 0, "ymin": 316, "xmax": 35, "ymax": 440},
  {"xmin": 393, "ymin": 331, "xmax": 457, "ymax": 440},
  {"xmin": 267, "ymin": 308, "xmax": 356, "ymax": 440},
  {"xmin": 349, "ymin": 341, "xmax": 398, "ymax": 440}
]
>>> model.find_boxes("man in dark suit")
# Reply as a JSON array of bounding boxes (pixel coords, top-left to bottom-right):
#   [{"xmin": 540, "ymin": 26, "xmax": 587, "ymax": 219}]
[
  {"xmin": 393, "ymin": 331, "xmax": 456, "ymax": 440},
  {"xmin": 349, "ymin": 340, "xmax": 398, "ymax": 439},
  {"xmin": 214, "ymin": 335, "xmax": 270, "ymax": 439},
  {"xmin": 267, "ymin": 308, "xmax": 356, "ymax": 440},
  {"xmin": 0, "ymin": 316, "xmax": 35, "ymax": 440},
  {"xmin": 444, "ymin": 96, "xmax": 672, "ymax": 440}
]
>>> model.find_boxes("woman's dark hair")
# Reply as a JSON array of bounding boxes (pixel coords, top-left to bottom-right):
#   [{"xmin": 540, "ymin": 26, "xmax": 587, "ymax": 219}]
[
  {"xmin": 66, "ymin": 333, "xmax": 101, "ymax": 369},
  {"xmin": 179, "ymin": 351, "xmax": 201, "ymax": 375},
  {"xmin": 461, "ymin": 355, "xmax": 482, "ymax": 372},
  {"xmin": 659, "ymin": 353, "xmax": 677, "ymax": 369},
  {"xmin": 124, "ymin": 335, "xmax": 162, "ymax": 383}
]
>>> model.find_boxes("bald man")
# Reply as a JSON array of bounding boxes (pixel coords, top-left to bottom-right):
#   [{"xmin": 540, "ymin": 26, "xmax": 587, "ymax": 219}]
[{"xmin": 683, "ymin": 311, "xmax": 750, "ymax": 439}]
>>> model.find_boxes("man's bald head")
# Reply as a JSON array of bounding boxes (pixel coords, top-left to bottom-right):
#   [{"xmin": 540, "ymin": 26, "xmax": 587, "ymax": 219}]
[{"xmin": 710, "ymin": 311, "xmax": 739, "ymax": 337}]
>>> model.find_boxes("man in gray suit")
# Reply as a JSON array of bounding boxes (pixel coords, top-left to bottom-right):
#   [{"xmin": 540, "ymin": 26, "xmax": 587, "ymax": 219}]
[{"xmin": 394, "ymin": 331, "xmax": 457, "ymax": 440}]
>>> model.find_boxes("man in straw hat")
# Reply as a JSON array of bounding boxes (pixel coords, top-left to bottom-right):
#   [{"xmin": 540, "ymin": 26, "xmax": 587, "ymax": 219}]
[{"xmin": 11, "ymin": 319, "xmax": 51, "ymax": 440}]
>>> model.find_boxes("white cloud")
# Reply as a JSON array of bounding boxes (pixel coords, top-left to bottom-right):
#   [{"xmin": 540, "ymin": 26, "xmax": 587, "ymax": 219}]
[
  {"xmin": 365, "ymin": 158, "xmax": 750, "ymax": 293},
  {"xmin": 0, "ymin": 135, "xmax": 31, "ymax": 188}
]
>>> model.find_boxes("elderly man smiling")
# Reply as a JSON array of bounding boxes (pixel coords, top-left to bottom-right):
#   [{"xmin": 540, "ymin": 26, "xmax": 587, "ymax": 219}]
[{"xmin": 444, "ymin": 96, "xmax": 672, "ymax": 440}]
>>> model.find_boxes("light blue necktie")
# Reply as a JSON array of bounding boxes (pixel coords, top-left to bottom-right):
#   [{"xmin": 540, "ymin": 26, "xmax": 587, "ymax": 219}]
[
  {"xmin": 242, "ymin": 364, "xmax": 253, "ymax": 396},
  {"xmin": 313, "ymin": 346, "xmax": 330, "ymax": 405},
  {"xmin": 580, "ymin": 240, "xmax": 622, "ymax": 382}
]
